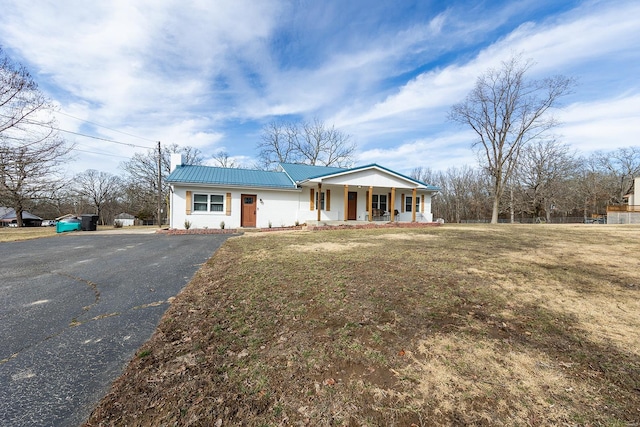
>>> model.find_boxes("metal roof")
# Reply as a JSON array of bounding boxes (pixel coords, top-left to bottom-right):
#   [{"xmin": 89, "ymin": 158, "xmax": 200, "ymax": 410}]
[
  {"xmin": 167, "ymin": 165, "xmax": 297, "ymax": 189},
  {"xmin": 279, "ymin": 163, "xmax": 347, "ymax": 182},
  {"xmin": 167, "ymin": 163, "xmax": 440, "ymax": 192}
]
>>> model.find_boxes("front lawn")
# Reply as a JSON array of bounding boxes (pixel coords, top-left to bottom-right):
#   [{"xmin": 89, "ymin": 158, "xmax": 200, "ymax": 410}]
[{"xmin": 84, "ymin": 224, "xmax": 640, "ymax": 426}]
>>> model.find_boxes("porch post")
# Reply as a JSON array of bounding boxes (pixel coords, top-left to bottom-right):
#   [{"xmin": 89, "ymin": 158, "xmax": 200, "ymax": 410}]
[
  {"xmin": 390, "ymin": 188, "xmax": 396, "ymax": 221},
  {"xmin": 317, "ymin": 183, "xmax": 322, "ymax": 221},
  {"xmin": 368, "ymin": 186, "xmax": 373, "ymax": 222},
  {"xmin": 412, "ymin": 188, "xmax": 417, "ymax": 222},
  {"xmin": 343, "ymin": 185, "xmax": 349, "ymax": 221}
]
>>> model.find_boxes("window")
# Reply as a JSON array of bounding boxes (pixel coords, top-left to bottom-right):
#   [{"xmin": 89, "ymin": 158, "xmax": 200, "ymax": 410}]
[
  {"xmin": 210, "ymin": 195, "xmax": 224, "ymax": 212},
  {"xmin": 193, "ymin": 193, "xmax": 224, "ymax": 213},
  {"xmin": 372, "ymin": 194, "xmax": 387, "ymax": 211},
  {"xmin": 315, "ymin": 192, "xmax": 325, "ymax": 210},
  {"xmin": 193, "ymin": 194, "xmax": 208, "ymax": 211},
  {"xmin": 405, "ymin": 196, "xmax": 413, "ymax": 212},
  {"xmin": 405, "ymin": 195, "xmax": 421, "ymax": 213}
]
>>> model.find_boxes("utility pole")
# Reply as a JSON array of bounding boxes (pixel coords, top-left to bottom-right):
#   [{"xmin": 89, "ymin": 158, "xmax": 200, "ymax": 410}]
[{"xmin": 157, "ymin": 141, "xmax": 162, "ymax": 227}]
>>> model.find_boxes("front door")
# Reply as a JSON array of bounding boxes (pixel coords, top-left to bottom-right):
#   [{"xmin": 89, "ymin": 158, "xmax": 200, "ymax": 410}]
[
  {"xmin": 241, "ymin": 194, "xmax": 257, "ymax": 227},
  {"xmin": 348, "ymin": 191, "xmax": 357, "ymax": 220}
]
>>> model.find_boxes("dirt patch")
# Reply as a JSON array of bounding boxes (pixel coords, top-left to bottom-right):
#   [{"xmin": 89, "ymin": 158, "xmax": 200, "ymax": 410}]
[
  {"xmin": 289, "ymin": 241, "xmax": 375, "ymax": 252},
  {"xmin": 376, "ymin": 232, "xmax": 437, "ymax": 241}
]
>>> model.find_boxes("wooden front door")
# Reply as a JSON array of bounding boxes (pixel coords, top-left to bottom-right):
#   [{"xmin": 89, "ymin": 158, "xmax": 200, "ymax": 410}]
[
  {"xmin": 348, "ymin": 191, "xmax": 357, "ymax": 220},
  {"xmin": 241, "ymin": 194, "xmax": 257, "ymax": 227}
]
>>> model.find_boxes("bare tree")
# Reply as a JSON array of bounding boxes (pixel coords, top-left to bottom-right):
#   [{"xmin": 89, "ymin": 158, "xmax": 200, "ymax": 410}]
[
  {"xmin": 0, "ymin": 47, "xmax": 72, "ymax": 226},
  {"xmin": 257, "ymin": 118, "xmax": 355, "ymax": 169},
  {"xmin": 74, "ymin": 169, "xmax": 123, "ymax": 224},
  {"xmin": 120, "ymin": 143, "xmax": 203, "ymax": 224},
  {"xmin": 210, "ymin": 150, "xmax": 239, "ymax": 168},
  {"xmin": 256, "ymin": 121, "xmax": 299, "ymax": 170},
  {"xmin": 449, "ymin": 55, "xmax": 574, "ymax": 223},
  {"xmin": 410, "ymin": 166, "xmax": 436, "ymax": 185},
  {"xmin": 574, "ymin": 155, "xmax": 615, "ymax": 219},
  {"xmin": 297, "ymin": 119, "xmax": 355, "ymax": 166},
  {"xmin": 593, "ymin": 146, "xmax": 640, "ymax": 204},
  {"xmin": 412, "ymin": 166, "xmax": 492, "ymax": 223},
  {"xmin": 513, "ymin": 140, "xmax": 577, "ymax": 222}
]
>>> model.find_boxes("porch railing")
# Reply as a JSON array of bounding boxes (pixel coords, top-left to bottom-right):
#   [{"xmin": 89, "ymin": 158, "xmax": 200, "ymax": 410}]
[{"xmin": 607, "ymin": 205, "xmax": 640, "ymax": 212}]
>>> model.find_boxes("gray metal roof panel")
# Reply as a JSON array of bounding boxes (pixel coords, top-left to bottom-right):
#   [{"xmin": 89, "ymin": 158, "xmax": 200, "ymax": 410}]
[
  {"xmin": 279, "ymin": 163, "xmax": 348, "ymax": 182},
  {"xmin": 167, "ymin": 165, "xmax": 297, "ymax": 189}
]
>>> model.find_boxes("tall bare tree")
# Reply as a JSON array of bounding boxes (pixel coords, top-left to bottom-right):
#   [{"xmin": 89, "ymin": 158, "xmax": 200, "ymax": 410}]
[
  {"xmin": 256, "ymin": 121, "xmax": 299, "ymax": 170},
  {"xmin": 120, "ymin": 143, "xmax": 203, "ymax": 224},
  {"xmin": 449, "ymin": 55, "xmax": 574, "ymax": 223},
  {"xmin": 74, "ymin": 169, "xmax": 123, "ymax": 224},
  {"xmin": 0, "ymin": 47, "xmax": 72, "ymax": 226},
  {"xmin": 257, "ymin": 118, "xmax": 355, "ymax": 170}
]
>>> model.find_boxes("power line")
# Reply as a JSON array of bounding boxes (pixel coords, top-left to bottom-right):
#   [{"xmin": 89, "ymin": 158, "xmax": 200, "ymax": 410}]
[
  {"xmin": 1, "ymin": 113, "xmax": 156, "ymax": 149},
  {"xmin": 72, "ymin": 147, "xmax": 131, "ymax": 159},
  {"xmin": 56, "ymin": 111, "xmax": 158, "ymax": 143},
  {"xmin": 53, "ymin": 127, "xmax": 152, "ymax": 149}
]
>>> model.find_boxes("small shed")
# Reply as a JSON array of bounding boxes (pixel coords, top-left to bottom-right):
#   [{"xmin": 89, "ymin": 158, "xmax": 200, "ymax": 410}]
[{"xmin": 114, "ymin": 213, "xmax": 136, "ymax": 227}]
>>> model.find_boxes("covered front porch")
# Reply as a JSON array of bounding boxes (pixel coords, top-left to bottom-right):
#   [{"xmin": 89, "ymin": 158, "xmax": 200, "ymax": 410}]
[{"xmin": 298, "ymin": 164, "xmax": 438, "ymax": 224}]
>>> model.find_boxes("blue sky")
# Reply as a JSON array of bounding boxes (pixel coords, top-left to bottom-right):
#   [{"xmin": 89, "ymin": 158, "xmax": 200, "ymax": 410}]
[{"xmin": 1, "ymin": 0, "xmax": 638, "ymax": 176}]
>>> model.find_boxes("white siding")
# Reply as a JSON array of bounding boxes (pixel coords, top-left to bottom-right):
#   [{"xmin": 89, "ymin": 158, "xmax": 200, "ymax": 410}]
[
  {"xmin": 318, "ymin": 168, "xmax": 413, "ymax": 188},
  {"xmin": 171, "ymin": 186, "xmax": 304, "ymax": 229},
  {"xmin": 169, "ymin": 175, "xmax": 436, "ymax": 229}
]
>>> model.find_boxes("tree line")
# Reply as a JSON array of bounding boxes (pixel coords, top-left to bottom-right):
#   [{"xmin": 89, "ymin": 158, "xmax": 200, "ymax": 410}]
[{"xmin": 412, "ymin": 145, "xmax": 640, "ymax": 223}]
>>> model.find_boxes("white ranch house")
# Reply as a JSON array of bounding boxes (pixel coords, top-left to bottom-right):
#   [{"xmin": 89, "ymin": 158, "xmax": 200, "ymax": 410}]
[{"xmin": 167, "ymin": 154, "xmax": 439, "ymax": 229}]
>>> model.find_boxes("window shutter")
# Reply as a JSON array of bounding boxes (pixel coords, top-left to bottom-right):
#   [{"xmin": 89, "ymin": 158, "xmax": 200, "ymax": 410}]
[
  {"xmin": 326, "ymin": 189, "xmax": 331, "ymax": 211},
  {"xmin": 186, "ymin": 191, "xmax": 192, "ymax": 215},
  {"xmin": 421, "ymin": 195, "xmax": 424, "ymax": 213},
  {"xmin": 226, "ymin": 193, "xmax": 232, "ymax": 216},
  {"xmin": 401, "ymin": 193, "xmax": 405, "ymax": 213},
  {"xmin": 366, "ymin": 190, "xmax": 370, "ymax": 210},
  {"xmin": 310, "ymin": 188, "xmax": 315, "ymax": 210}
]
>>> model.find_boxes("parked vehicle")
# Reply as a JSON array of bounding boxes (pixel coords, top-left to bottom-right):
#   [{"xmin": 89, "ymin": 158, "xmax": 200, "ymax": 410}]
[{"xmin": 41, "ymin": 220, "xmax": 58, "ymax": 227}]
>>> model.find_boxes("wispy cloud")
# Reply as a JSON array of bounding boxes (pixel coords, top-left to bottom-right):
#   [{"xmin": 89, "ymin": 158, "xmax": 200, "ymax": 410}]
[
  {"xmin": 331, "ymin": 0, "xmax": 640, "ymax": 171},
  {"xmin": 1, "ymin": 0, "xmax": 638, "ymax": 174}
]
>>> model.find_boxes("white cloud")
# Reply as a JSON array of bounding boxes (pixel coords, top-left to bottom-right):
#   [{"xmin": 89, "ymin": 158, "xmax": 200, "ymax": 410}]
[
  {"xmin": 1, "ymin": 0, "xmax": 282, "ymax": 117},
  {"xmin": 558, "ymin": 93, "xmax": 640, "ymax": 153},
  {"xmin": 2, "ymin": 0, "xmax": 639, "ymax": 176},
  {"xmin": 331, "ymin": 0, "xmax": 640, "ymax": 158},
  {"xmin": 357, "ymin": 131, "xmax": 477, "ymax": 174}
]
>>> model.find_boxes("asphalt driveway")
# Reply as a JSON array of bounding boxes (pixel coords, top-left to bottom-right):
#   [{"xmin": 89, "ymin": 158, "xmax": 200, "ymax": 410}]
[{"xmin": 0, "ymin": 231, "xmax": 235, "ymax": 427}]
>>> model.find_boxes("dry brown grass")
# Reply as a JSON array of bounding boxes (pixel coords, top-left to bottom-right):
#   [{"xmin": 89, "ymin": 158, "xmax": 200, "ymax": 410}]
[
  {"xmin": 0, "ymin": 226, "xmax": 57, "ymax": 242},
  {"xmin": 84, "ymin": 224, "xmax": 640, "ymax": 426},
  {"xmin": 0, "ymin": 225, "xmax": 161, "ymax": 242}
]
